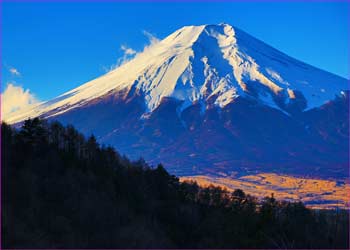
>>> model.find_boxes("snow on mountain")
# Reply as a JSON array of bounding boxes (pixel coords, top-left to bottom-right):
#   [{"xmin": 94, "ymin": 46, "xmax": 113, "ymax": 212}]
[{"xmin": 6, "ymin": 23, "xmax": 348, "ymax": 124}]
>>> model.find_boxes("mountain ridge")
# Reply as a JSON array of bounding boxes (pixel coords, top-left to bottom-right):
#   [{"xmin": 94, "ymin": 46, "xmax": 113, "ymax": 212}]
[
  {"xmin": 5, "ymin": 23, "xmax": 349, "ymax": 180},
  {"xmin": 6, "ymin": 23, "xmax": 348, "ymax": 124}
]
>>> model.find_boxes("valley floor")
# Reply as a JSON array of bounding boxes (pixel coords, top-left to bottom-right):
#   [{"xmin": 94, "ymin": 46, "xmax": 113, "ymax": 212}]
[{"xmin": 180, "ymin": 173, "xmax": 350, "ymax": 209}]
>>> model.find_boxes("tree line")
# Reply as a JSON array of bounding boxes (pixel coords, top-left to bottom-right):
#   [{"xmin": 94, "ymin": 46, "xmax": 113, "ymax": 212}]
[{"xmin": 1, "ymin": 118, "xmax": 349, "ymax": 248}]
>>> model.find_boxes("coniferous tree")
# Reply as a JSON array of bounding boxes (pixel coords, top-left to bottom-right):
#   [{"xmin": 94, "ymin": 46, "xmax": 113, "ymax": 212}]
[{"xmin": 1, "ymin": 119, "xmax": 349, "ymax": 249}]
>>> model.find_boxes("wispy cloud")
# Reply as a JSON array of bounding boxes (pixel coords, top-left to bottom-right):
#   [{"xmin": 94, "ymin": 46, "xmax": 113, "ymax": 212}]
[
  {"xmin": 103, "ymin": 30, "xmax": 160, "ymax": 73},
  {"xmin": 120, "ymin": 45, "xmax": 137, "ymax": 56},
  {"xmin": 102, "ymin": 44, "xmax": 138, "ymax": 73},
  {"xmin": 142, "ymin": 30, "xmax": 160, "ymax": 46},
  {"xmin": 9, "ymin": 67, "xmax": 21, "ymax": 76},
  {"xmin": 1, "ymin": 83, "xmax": 39, "ymax": 121},
  {"xmin": 116, "ymin": 44, "xmax": 137, "ymax": 67}
]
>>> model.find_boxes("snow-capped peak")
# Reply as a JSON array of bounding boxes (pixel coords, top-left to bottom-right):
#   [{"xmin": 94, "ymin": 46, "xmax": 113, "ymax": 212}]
[{"xmin": 6, "ymin": 23, "xmax": 348, "ymax": 124}]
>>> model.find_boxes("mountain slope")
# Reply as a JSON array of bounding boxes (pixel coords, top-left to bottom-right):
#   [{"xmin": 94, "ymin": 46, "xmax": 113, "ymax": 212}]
[
  {"xmin": 7, "ymin": 23, "xmax": 348, "ymax": 123},
  {"xmin": 6, "ymin": 23, "xmax": 349, "ymax": 179}
]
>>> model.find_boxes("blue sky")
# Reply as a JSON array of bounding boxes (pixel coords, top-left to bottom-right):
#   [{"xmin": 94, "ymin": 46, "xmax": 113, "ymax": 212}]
[{"xmin": 1, "ymin": 1, "xmax": 349, "ymax": 102}]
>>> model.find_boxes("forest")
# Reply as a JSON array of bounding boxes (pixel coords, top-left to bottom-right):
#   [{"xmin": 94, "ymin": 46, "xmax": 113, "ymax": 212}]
[{"xmin": 1, "ymin": 118, "xmax": 349, "ymax": 249}]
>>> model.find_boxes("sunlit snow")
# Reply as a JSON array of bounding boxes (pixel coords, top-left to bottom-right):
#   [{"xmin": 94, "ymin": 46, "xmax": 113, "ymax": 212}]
[{"xmin": 6, "ymin": 24, "xmax": 349, "ymax": 124}]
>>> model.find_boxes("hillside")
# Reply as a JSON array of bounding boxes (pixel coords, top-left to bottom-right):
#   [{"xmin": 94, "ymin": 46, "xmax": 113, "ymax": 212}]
[{"xmin": 1, "ymin": 119, "xmax": 349, "ymax": 249}]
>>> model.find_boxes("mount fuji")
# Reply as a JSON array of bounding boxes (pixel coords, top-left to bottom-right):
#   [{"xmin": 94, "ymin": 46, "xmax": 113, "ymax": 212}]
[{"xmin": 7, "ymin": 23, "xmax": 349, "ymax": 179}]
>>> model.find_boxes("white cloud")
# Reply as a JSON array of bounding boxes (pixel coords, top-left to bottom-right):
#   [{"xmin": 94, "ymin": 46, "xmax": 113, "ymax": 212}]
[
  {"xmin": 120, "ymin": 45, "xmax": 136, "ymax": 56},
  {"xmin": 9, "ymin": 67, "xmax": 21, "ymax": 76},
  {"xmin": 102, "ymin": 44, "xmax": 138, "ymax": 73},
  {"xmin": 1, "ymin": 83, "xmax": 39, "ymax": 121},
  {"xmin": 142, "ymin": 30, "xmax": 160, "ymax": 46},
  {"xmin": 103, "ymin": 30, "xmax": 160, "ymax": 73},
  {"xmin": 116, "ymin": 44, "xmax": 137, "ymax": 67}
]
